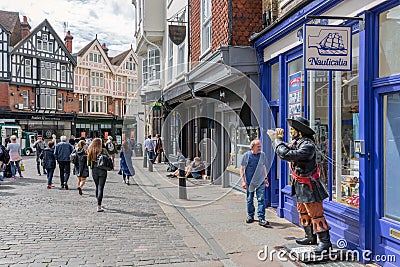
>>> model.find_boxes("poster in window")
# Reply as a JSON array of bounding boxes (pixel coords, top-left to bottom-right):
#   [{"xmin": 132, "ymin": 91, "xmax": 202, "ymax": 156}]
[{"xmin": 288, "ymin": 71, "xmax": 302, "ymax": 118}]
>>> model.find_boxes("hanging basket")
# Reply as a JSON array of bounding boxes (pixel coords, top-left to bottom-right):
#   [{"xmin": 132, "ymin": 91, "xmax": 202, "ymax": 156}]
[{"xmin": 152, "ymin": 102, "xmax": 162, "ymax": 110}]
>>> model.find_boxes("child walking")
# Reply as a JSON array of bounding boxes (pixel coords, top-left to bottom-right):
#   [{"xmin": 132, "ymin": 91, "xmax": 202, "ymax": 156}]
[{"xmin": 40, "ymin": 141, "xmax": 56, "ymax": 189}]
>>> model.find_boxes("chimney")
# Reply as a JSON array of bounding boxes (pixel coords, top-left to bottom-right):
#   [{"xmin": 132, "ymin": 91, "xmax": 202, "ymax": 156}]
[
  {"xmin": 20, "ymin": 16, "xmax": 31, "ymax": 39},
  {"xmin": 64, "ymin": 30, "xmax": 73, "ymax": 53},
  {"xmin": 102, "ymin": 43, "xmax": 109, "ymax": 56}
]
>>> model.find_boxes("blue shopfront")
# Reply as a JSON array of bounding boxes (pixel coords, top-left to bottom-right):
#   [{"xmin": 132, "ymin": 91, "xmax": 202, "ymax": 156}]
[{"xmin": 252, "ymin": 0, "xmax": 400, "ymax": 266}]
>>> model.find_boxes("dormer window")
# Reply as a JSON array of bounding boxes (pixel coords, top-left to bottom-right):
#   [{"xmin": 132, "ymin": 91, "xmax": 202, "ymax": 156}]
[
  {"xmin": 125, "ymin": 57, "xmax": 136, "ymax": 71},
  {"xmin": 89, "ymin": 53, "xmax": 102, "ymax": 63},
  {"xmin": 37, "ymin": 34, "xmax": 53, "ymax": 53}
]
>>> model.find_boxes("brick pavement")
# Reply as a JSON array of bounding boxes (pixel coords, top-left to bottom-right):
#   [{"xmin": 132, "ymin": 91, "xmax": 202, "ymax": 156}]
[{"xmin": 0, "ymin": 156, "xmax": 219, "ymax": 267}]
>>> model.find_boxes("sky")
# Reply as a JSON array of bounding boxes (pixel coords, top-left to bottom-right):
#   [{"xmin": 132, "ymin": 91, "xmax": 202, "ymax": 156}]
[{"xmin": 0, "ymin": 0, "xmax": 136, "ymax": 56}]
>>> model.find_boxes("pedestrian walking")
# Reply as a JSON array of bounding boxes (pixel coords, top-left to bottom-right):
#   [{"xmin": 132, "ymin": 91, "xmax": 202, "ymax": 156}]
[
  {"xmin": 54, "ymin": 136, "xmax": 74, "ymax": 190},
  {"xmin": 240, "ymin": 139, "xmax": 270, "ymax": 227},
  {"xmin": 68, "ymin": 135, "xmax": 76, "ymax": 146},
  {"xmin": 33, "ymin": 135, "xmax": 47, "ymax": 175},
  {"xmin": 144, "ymin": 135, "xmax": 155, "ymax": 164},
  {"xmin": 6, "ymin": 135, "xmax": 23, "ymax": 178},
  {"xmin": 118, "ymin": 140, "xmax": 135, "ymax": 185},
  {"xmin": 40, "ymin": 141, "xmax": 56, "ymax": 189},
  {"xmin": 51, "ymin": 134, "xmax": 57, "ymax": 144},
  {"xmin": 87, "ymin": 138, "xmax": 109, "ymax": 212},
  {"xmin": 155, "ymin": 134, "xmax": 164, "ymax": 163},
  {"xmin": 4, "ymin": 135, "xmax": 11, "ymax": 147},
  {"xmin": 267, "ymin": 116, "xmax": 332, "ymax": 253},
  {"xmin": 105, "ymin": 136, "xmax": 117, "ymax": 167},
  {"xmin": 72, "ymin": 140, "xmax": 89, "ymax": 195}
]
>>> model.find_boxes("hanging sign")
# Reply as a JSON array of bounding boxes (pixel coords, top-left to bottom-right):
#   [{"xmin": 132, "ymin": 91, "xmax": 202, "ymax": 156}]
[
  {"xmin": 304, "ymin": 24, "xmax": 352, "ymax": 71},
  {"xmin": 288, "ymin": 72, "xmax": 302, "ymax": 118},
  {"xmin": 168, "ymin": 25, "xmax": 186, "ymax": 45}
]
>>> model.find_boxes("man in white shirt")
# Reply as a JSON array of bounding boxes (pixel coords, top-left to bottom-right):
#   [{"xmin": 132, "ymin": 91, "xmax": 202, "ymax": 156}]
[{"xmin": 144, "ymin": 135, "xmax": 155, "ymax": 164}]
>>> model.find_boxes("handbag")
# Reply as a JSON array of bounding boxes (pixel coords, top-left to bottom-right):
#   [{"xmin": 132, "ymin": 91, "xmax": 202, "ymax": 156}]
[
  {"xmin": 97, "ymin": 154, "xmax": 113, "ymax": 171},
  {"xmin": 20, "ymin": 161, "xmax": 25, "ymax": 171}
]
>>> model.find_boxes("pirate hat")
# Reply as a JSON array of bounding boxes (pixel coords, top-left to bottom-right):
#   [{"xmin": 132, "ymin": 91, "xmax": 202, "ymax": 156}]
[{"xmin": 286, "ymin": 116, "xmax": 315, "ymax": 136}]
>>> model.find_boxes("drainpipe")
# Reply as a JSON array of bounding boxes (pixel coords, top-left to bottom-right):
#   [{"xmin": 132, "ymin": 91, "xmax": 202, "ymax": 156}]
[
  {"xmin": 187, "ymin": 0, "xmax": 191, "ymax": 73},
  {"xmin": 228, "ymin": 0, "xmax": 233, "ymax": 45}
]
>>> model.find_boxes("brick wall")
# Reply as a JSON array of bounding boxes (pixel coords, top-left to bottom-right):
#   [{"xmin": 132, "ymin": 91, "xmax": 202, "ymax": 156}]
[
  {"xmin": 231, "ymin": 0, "xmax": 262, "ymax": 46},
  {"xmin": 0, "ymin": 82, "xmax": 9, "ymax": 109},
  {"xmin": 190, "ymin": 0, "xmax": 262, "ymax": 63}
]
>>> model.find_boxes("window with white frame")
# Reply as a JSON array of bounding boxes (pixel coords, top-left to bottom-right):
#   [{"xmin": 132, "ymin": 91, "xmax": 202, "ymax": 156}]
[
  {"xmin": 178, "ymin": 42, "xmax": 185, "ymax": 74},
  {"xmin": 168, "ymin": 40, "xmax": 173, "ymax": 82},
  {"xmin": 61, "ymin": 65, "xmax": 66, "ymax": 82},
  {"xmin": 57, "ymin": 93, "xmax": 63, "ymax": 110},
  {"xmin": 201, "ymin": 0, "xmax": 212, "ymax": 54},
  {"xmin": 37, "ymin": 34, "xmax": 53, "ymax": 53},
  {"xmin": 88, "ymin": 95, "xmax": 107, "ymax": 113},
  {"xmin": 142, "ymin": 47, "xmax": 160, "ymax": 85},
  {"xmin": 79, "ymin": 94, "xmax": 84, "ymax": 113},
  {"xmin": 23, "ymin": 90, "xmax": 29, "ymax": 108},
  {"xmin": 25, "ymin": 59, "xmax": 31, "ymax": 78},
  {"xmin": 117, "ymin": 77, "xmax": 122, "ymax": 91},
  {"xmin": 89, "ymin": 53, "xmax": 102, "ymax": 63},
  {"xmin": 41, "ymin": 62, "xmax": 56, "ymax": 80},
  {"xmin": 126, "ymin": 57, "xmax": 136, "ymax": 71},
  {"xmin": 127, "ymin": 78, "xmax": 136, "ymax": 92},
  {"xmin": 91, "ymin": 72, "xmax": 104, "ymax": 87},
  {"xmin": 38, "ymin": 88, "xmax": 56, "ymax": 109}
]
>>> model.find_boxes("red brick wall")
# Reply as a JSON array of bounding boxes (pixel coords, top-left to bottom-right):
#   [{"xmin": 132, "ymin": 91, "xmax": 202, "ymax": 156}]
[
  {"xmin": 231, "ymin": 0, "xmax": 262, "ymax": 46},
  {"xmin": 0, "ymin": 82, "xmax": 9, "ymax": 108},
  {"xmin": 190, "ymin": 0, "xmax": 262, "ymax": 63}
]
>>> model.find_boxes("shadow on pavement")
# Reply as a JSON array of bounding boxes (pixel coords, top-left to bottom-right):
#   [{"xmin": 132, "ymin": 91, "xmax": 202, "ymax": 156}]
[{"xmin": 105, "ymin": 208, "xmax": 157, "ymax": 217}]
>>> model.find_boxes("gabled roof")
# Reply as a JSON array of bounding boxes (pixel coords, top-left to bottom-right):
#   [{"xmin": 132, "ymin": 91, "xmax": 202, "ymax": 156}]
[
  {"xmin": 77, "ymin": 39, "xmax": 96, "ymax": 57},
  {"xmin": 0, "ymin": 23, "xmax": 9, "ymax": 34},
  {"xmin": 76, "ymin": 38, "xmax": 115, "ymax": 74},
  {"xmin": 110, "ymin": 49, "xmax": 131, "ymax": 66},
  {"xmin": 12, "ymin": 19, "xmax": 76, "ymax": 66},
  {"xmin": 0, "ymin": 10, "xmax": 21, "ymax": 46}
]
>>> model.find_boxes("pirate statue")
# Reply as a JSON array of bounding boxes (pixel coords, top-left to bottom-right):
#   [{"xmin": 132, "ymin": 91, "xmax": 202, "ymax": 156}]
[{"xmin": 267, "ymin": 116, "xmax": 332, "ymax": 253}]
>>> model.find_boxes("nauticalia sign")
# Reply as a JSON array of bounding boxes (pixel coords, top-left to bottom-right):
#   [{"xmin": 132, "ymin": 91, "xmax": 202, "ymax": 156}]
[{"xmin": 304, "ymin": 24, "xmax": 352, "ymax": 71}]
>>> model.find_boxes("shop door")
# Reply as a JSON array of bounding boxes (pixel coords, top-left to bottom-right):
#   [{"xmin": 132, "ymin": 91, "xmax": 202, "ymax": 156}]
[
  {"xmin": 375, "ymin": 92, "xmax": 400, "ymax": 266},
  {"xmin": 268, "ymin": 106, "xmax": 280, "ymax": 207}
]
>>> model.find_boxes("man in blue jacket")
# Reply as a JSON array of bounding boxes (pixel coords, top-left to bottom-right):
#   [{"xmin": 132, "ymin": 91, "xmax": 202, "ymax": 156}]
[{"xmin": 54, "ymin": 135, "xmax": 74, "ymax": 189}]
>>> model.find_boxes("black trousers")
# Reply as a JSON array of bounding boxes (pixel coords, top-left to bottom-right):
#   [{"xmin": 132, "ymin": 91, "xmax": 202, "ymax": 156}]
[
  {"xmin": 92, "ymin": 167, "xmax": 108, "ymax": 206},
  {"xmin": 58, "ymin": 161, "xmax": 71, "ymax": 185}
]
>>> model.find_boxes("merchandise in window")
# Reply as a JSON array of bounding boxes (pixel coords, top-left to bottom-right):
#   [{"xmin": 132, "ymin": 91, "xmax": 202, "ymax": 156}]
[
  {"xmin": 331, "ymin": 33, "xmax": 360, "ymax": 209},
  {"xmin": 229, "ymin": 126, "xmax": 259, "ymax": 169}
]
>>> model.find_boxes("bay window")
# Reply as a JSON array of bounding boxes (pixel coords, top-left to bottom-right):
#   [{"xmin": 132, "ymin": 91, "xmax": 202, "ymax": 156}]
[
  {"xmin": 88, "ymin": 95, "xmax": 107, "ymax": 113},
  {"xmin": 142, "ymin": 47, "xmax": 160, "ymax": 85}
]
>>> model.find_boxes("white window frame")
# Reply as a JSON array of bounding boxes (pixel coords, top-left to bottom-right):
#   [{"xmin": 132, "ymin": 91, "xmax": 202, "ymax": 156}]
[
  {"xmin": 88, "ymin": 95, "xmax": 107, "ymax": 114},
  {"xmin": 41, "ymin": 62, "xmax": 56, "ymax": 80},
  {"xmin": 57, "ymin": 93, "xmax": 63, "ymax": 110},
  {"xmin": 201, "ymin": 0, "xmax": 212, "ymax": 55},
  {"xmin": 142, "ymin": 47, "xmax": 161, "ymax": 85},
  {"xmin": 25, "ymin": 59, "xmax": 31, "ymax": 78},
  {"xmin": 61, "ymin": 65, "xmax": 66, "ymax": 82},
  {"xmin": 37, "ymin": 35, "xmax": 53, "ymax": 53},
  {"xmin": 89, "ymin": 53, "xmax": 102, "ymax": 63},
  {"xmin": 91, "ymin": 72, "xmax": 104, "ymax": 88},
  {"xmin": 126, "ymin": 57, "xmax": 135, "ymax": 70},
  {"xmin": 79, "ymin": 94, "xmax": 84, "ymax": 113},
  {"xmin": 23, "ymin": 90, "xmax": 29, "ymax": 108},
  {"xmin": 38, "ymin": 88, "xmax": 56, "ymax": 110},
  {"xmin": 168, "ymin": 39, "xmax": 173, "ymax": 82},
  {"xmin": 117, "ymin": 77, "xmax": 122, "ymax": 91},
  {"xmin": 178, "ymin": 42, "xmax": 185, "ymax": 74},
  {"xmin": 115, "ymin": 100, "xmax": 119, "ymax": 117},
  {"xmin": 127, "ymin": 78, "xmax": 136, "ymax": 92}
]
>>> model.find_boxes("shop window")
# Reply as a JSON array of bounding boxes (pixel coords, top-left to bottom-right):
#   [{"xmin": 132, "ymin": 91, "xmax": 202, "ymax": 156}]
[
  {"xmin": 271, "ymin": 62, "xmax": 279, "ymax": 102},
  {"xmin": 308, "ymin": 70, "xmax": 329, "ymax": 190},
  {"xmin": 229, "ymin": 126, "xmax": 259, "ymax": 169},
  {"xmin": 331, "ymin": 33, "xmax": 360, "ymax": 209},
  {"xmin": 379, "ymin": 5, "xmax": 400, "ymax": 78}
]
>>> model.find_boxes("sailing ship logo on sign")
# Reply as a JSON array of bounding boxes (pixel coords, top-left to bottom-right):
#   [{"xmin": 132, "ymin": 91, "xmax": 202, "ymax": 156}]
[{"xmin": 308, "ymin": 29, "xmax": 348, "ymax": 56}]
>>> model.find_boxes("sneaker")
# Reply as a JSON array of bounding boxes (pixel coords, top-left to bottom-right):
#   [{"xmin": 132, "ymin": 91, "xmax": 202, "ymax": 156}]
[
  {"xmin": 258, "ymin": 219, "xmax": 270, "ymax": 227},
  {"xmin": 38, "ymin": 173, "xmax": 41, "ymax": 176},
  {"xmin": 246, "ymin": 216, "xmax": 254, "ymax": 223},
  {"xmin": 43, "ymin": 171, "xmax": 47, "ymax": 175},
  {"xmin": 46, "ymin": 185, "xmax": 52, "ymax": 189},
  {"xmin": 19, "ymin": 175, "xmax": 23, "ymax": 178},
  {"xmin": 97, "ymin": 206, "xmax": 104, "ymax": 212},
  {"xmin": 11, "ymin": 176, "xmax": 16, "ymax": 179},
  {"xmin": 78, "ymin": 187, "xmax": 82, "ymax": 195},
  {"xmin": 64, "ymin": 184, "xmax": 69, "ymax": 190}
]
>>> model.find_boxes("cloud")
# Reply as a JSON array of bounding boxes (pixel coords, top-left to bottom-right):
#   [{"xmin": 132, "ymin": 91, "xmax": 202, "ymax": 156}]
[{"xmin": 0, "ymin": 0, "xmax": 135, "ymax": 55}]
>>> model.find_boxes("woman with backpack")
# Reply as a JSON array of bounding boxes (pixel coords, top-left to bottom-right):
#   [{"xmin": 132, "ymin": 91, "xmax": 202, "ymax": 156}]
[
  {"xmin": 40, "ymin": 141, "xmax": 56, "ymax": 189},
  {"xmin": 72, "ymin": 140, "xmax": 89, "ymax": 195},
  {"xmin": 118, "ymin": 140, "xmax": 135, "ymax": 185},
  {"xmin": 105, "ymin": 136, "xmax": 117, "ymax": 168},
  {"xmin": 7, "ymin": 135, "xmax": 23, "ymax": 178},
  {"xmin": 87, "ymin": 138, "xmax": 109, "ymax": 212}
]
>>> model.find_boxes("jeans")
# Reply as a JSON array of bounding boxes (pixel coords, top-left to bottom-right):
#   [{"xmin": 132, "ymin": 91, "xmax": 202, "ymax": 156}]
[
  {"xmin": 58, "ymin": 161, "xmax": 71, "ymax": 185},
  {"xmin": 92, "ymin": 167, "xmax": 107, "ymax": 206},
  {"xmin": 246, "ymin": 184, "xmax": 266, "ymax": 220},
  {"xmin": 36, "ymin": 154, "xmax": 45, "ymax": 174},
  {"xmin": 10, "ymin": 161, "xmax": 22, "ymax": 177},
  {"xmin": 46, "ymin": 168, "xmax": 55, "ymax": 185},
  {"xmin": 147, "ymin": 150, "xmax": 155, "ymax": 164},
  {"xmin": 191, "ymin": 172, "xmax": 201, "ymax": 179}
]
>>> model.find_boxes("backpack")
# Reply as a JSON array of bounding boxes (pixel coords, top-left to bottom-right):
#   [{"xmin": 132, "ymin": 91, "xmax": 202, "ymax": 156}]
[
  {"xmin": 0, "ymin": 145, "xmax": 10, "ymax": 164},
  {"xmin": 107, "ymin": 142, "xmax": 115, "ymax": 152}
]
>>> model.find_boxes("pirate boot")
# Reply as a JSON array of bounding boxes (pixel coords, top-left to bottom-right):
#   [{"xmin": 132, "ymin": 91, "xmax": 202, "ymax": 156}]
[{"xmin": 296, "ymin": 225, "xmax": 317, "ymax": 245}]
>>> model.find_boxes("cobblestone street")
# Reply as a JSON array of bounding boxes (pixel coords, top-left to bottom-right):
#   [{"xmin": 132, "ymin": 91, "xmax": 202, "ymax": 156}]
[{"xmin": 0, "ymin": 157, "xmax": 216, "ymax": 267}]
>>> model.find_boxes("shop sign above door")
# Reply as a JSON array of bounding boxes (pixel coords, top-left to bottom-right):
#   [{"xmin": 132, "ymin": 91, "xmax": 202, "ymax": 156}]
[{"xmin": 304, "ymin": 24, "xmax": 352, "ymax": 71}]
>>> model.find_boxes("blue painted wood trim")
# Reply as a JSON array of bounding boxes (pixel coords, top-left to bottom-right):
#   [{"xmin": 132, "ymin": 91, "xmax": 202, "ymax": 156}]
[
  {"xmin": 358, "ymin": 10, "xmax": 374, "ymax": 257},
  {"xmin": 328, "ymin": 71, "xmax": 333, "ymax": 198}
]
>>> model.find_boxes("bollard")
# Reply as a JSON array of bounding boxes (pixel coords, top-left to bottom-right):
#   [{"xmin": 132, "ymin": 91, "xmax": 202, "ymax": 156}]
[
  {"xmin": 143, "ymin": 151, "xmax": 148, "ymax": 168},
  {"xmin": 148, "ymin": 159, "xmax": 153, "ymax": 172},
  {"xmin": 178, "ymin": 177, "xmax": 187, "ymax": 199}
]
